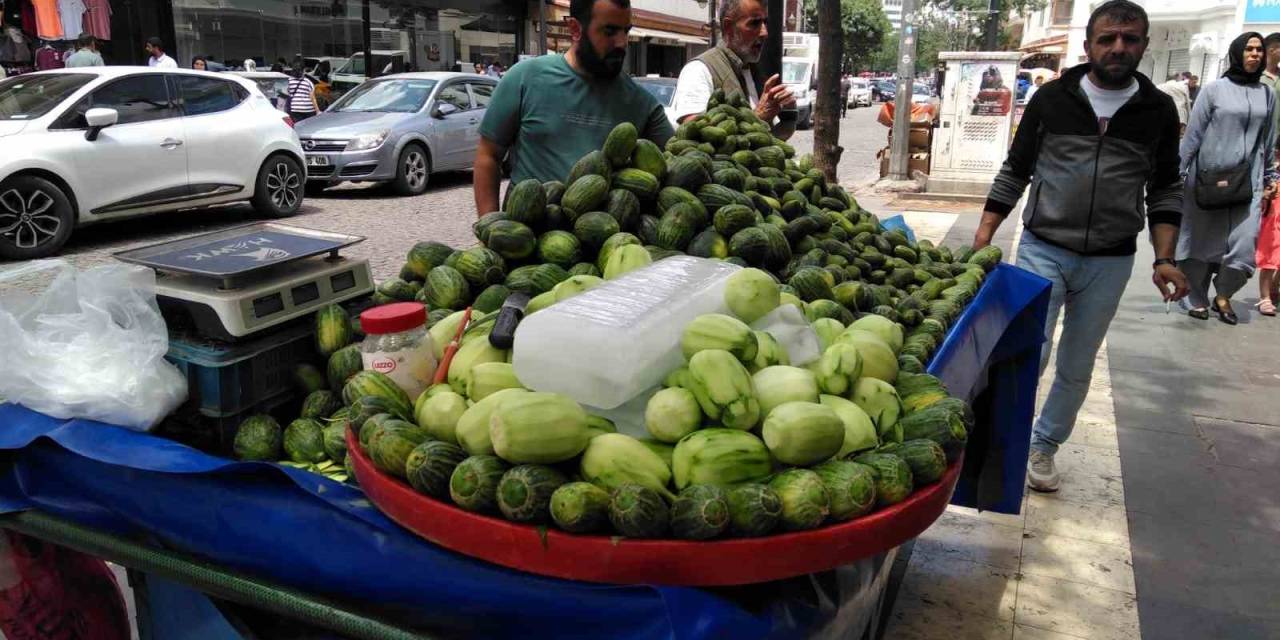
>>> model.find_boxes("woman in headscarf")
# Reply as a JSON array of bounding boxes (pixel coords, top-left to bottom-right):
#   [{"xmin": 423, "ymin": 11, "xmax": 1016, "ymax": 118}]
[{"xmin": 1178, "ymin": 32, "xmax": 1277, "ymax": 323}]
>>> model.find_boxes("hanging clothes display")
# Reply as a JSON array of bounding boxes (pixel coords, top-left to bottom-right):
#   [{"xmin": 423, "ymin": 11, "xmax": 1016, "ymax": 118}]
[
  {"xmin": 0, "ymin": 25, "xmax": 32, "ymax": 64},
  {"xmin": 81, "ymin": 0, "xmax": 109, "ymax": 40},
  {"xmin": 30, "ymin": 0, "xmax": 63, "ymax": 40},
  {"xmin": 20, "ymin": 0, "xmax": 37, "ymax": 35},
  {"xmin": 35, "ymin": 42, "xmax": 63, "ymax": 69},
  {"xmin": 57, "ymin": 0, "xmax": 83, "ymax": 38}
]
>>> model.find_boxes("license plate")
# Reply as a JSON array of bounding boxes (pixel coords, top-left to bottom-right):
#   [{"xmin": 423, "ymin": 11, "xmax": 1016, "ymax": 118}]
[{"xmin": 307, "ymin": 155, "xmax": 330, "ymax": 167}]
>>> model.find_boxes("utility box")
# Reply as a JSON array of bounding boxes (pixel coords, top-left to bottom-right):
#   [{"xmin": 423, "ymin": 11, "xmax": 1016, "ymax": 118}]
[{"xmin": 927, "ymin": 51, "xmax": 1022, "ymax": 197}]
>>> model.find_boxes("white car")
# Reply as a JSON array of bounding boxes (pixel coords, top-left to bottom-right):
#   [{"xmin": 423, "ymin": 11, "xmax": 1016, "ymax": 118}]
[
  {"xmin": 0, "ymin": 67, "xmax": 305, "ymax": 260},
  {"xmin": 848, "ymin": 78, "xmax": 872, "ymax": 108}
]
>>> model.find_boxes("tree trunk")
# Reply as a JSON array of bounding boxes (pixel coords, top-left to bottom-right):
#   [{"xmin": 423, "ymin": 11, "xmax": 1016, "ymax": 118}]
[{"xmin": 813, "ymin": 0, "xmax": 843, "ymax": 184}]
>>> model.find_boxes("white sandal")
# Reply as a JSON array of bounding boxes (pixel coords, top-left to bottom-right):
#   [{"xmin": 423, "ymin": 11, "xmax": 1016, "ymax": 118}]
[{"xmin": 1257, "ymin": 299, "xmax": 1277, "ymax": 316}]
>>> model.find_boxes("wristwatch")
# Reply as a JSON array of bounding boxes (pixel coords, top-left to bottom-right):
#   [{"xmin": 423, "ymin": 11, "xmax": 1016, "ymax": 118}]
[{"xmin": 1153, "ymin": 258, "xmax": 1176, "ymax": 268}]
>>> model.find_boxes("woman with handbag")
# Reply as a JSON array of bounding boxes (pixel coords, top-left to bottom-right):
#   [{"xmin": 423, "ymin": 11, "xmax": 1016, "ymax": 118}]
[
  {"xmin": 285, "ymin": 61, "xmax": 319, "ymax": 123},
  {"xmin": 1178, "ymin": 32, "xmax": 1277, "ymax": 324}
]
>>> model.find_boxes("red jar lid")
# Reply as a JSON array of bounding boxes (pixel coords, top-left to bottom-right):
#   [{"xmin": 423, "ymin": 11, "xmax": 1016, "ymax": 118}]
[{"xmin": 360, "ymin": 302, "xmax": 427, "ymax": 335}]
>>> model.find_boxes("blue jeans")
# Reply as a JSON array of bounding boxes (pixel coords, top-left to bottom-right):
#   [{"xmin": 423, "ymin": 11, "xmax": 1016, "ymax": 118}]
[{"xmin": 1016, "ymin": 231, "xmax": 1135, "ymax": 455}]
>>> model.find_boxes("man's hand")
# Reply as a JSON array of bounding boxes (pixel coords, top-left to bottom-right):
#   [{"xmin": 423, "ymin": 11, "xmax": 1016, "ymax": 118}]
[
  {"xmin": 1153, "ymin": 263, "xmax": 1189, "ymax": 302},
  {"xmin": 756, "ymin": 74, "xmax": 795, "ymax": 122}
]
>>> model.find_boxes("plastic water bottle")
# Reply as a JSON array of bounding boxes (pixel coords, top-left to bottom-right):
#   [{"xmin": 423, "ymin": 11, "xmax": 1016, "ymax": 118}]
[{"xmin": 512, "ymin": 257, "xmax": 741, "ymax": 409}]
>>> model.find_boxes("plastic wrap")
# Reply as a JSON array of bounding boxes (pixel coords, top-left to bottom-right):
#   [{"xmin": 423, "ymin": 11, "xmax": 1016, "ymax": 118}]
[
  {"xmin": 513, "ymin": 257, "xmax": 741, "ymax": 409},
  {"xmin": 0, "ymin": 260, "xmax": 186, "ymax": 431}
]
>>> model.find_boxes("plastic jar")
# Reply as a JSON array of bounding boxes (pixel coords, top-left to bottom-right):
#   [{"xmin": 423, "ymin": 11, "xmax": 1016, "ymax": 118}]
[{"xmin": 359, "ymin": 302, "xmax": 437, "ymax": 400}]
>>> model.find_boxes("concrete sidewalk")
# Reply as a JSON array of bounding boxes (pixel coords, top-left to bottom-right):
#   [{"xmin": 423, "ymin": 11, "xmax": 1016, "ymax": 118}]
[{"xmin": 859, "ymin": 198, "xmax": 1280, "ymax": 639}]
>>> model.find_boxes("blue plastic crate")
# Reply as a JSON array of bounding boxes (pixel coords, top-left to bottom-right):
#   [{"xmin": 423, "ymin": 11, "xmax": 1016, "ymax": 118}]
[{"xmin": 166, "ymin": 322, "xmax": 319, "ymax": 418}]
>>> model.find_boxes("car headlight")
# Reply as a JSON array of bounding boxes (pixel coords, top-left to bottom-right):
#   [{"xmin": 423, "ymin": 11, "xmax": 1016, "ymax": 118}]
[{"xmin": 347, "ymin": 130, "xmax": 389, "ymax": 151}]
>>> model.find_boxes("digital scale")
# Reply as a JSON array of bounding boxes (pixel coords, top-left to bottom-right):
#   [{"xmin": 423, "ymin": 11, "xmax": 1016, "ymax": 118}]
[{"xmin": 115, "ymin": 222, "xmax": 375, "ymax": 341}]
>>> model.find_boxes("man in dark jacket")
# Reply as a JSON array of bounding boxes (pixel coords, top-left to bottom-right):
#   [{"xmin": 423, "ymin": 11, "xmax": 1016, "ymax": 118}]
[{"xmin": 973, "ymin": 0, "xmax": 1188, "ymax": 492}]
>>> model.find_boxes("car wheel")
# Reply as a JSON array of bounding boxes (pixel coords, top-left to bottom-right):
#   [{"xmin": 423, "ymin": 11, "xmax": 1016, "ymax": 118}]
[
  {"xmin": 252, "ymin": 154, "xmax": 304, "ymax": 217},
  {"xmin": 0, "ymin": 175, "xmax": 75, "ymax": 260},
  {"xmin": 391, "ymin": 144, "xmax": 430, "ymax": 196}
]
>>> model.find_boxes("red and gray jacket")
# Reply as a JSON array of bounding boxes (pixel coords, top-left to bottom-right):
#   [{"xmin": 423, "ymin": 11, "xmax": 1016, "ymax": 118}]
[{"xmin": 985, "ymin": 63, "xmax": 1183, "ymax": 256}]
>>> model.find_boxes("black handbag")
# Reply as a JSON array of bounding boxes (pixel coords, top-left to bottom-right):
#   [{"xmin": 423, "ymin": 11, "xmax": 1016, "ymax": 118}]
[{"xmin": 1195, "ymin": 88, "xmax": 1272, "ymax": 209}]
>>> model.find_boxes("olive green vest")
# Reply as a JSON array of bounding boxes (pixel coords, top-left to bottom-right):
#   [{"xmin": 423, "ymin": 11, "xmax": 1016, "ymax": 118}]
[{"xmin": 695, "ymin": 45, "xmax": 750, "ymax": 101}]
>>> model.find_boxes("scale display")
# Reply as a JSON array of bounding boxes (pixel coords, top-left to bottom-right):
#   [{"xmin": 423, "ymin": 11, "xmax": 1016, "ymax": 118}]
[
  {"xmin": 114, "ymin": 223, "xmax": 372, "ymax": 340},
  {"xmin": 115, "ymin": 222, "xmax": 364, "ymax": 281}
]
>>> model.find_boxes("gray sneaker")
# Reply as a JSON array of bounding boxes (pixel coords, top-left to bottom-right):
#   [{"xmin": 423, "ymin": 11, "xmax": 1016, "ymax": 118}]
[{"xmin": 1027, "ymin": 450, "xmax": 1060, "ymax": 492}]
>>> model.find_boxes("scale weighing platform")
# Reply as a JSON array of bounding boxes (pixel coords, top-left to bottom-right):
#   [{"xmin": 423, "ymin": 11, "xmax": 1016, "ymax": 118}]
[{"xmin": 115, "ymin": 222, "xmax": 374, "ymax": 341}]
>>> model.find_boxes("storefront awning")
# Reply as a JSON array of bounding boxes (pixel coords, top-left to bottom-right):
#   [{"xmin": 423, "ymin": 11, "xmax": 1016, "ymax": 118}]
[
  {"xmin": 1019, "ymin": 34, "xmax": 1068, "ymax": 53},
  {"xmin": 629, "ymin": 26, "xmax": 707, "ymax": 46}
]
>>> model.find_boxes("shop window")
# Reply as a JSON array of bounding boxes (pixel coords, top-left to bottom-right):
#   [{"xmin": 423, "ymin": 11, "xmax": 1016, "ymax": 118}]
[{"xmin": 178, "ymin": 76, "xmax": 243, "ymax": 116}]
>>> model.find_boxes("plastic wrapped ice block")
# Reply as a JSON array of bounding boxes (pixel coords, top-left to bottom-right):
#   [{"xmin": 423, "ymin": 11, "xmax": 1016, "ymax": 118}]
[
  {"xmin": 751, "ymin": 305, "xmax": 821, "ymax": 366},
  {"xmin": 512, "ymin": 257, "xmax": 741, "ymax": 409}
]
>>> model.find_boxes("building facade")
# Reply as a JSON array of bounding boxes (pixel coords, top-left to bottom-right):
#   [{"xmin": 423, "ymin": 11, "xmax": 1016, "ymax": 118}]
[
  {"xmin": 2, "ymin": 0, "xmax": 707, "ymax": 80},
  {"xmin": 1017, "ymin": 0, "xmax": 1263, "ymax": 82}
]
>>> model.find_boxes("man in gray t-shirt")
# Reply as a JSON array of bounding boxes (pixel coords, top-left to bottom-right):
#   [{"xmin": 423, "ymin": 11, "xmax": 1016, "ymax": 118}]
[{"xmin": 64, "ymin": 34, "xmax": 104, "ymax": 68}]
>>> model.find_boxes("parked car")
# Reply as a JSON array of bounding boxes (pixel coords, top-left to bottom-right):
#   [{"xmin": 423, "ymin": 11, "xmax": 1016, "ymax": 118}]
[
  {"xmin": 295, "ymin": 72, "xmax": 496, "ymax": 196},
  {"xmin": 911, "ymin": 83, "xmax": 934, "ymax": 105},
  {"xmin": 782, "ymin": 57, "xmax": 816, "ymax": 129},
  {"xmin": 872, "ymin": 79, "xmax": 895, "ymax": 102},
  {"xmin": 847, "ymin": 77, "xmax": 872, "ymax": 108},
  {"xmin": 633, "ymin": 75, "xmax": 678, "ymax": 128},
  {"xmin": 230, "ymin": 71, "xmax": 291, "ymax": 112},
  {"xmin": 329, "ymin": 51, "xmax": 409, "ymax": 96},
  {"xmin": 0, "ymin": 67, "xmax": 304, "ymax": 260}
]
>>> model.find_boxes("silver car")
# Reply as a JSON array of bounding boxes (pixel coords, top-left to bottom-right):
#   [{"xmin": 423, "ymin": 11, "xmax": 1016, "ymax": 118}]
[{"xmin": 296, "ymin": 72, "xmax": 496, "ymax": 196}]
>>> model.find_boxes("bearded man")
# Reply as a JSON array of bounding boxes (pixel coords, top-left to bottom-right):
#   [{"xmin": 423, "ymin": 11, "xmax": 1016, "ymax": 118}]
[
  {"xmin": 671, "ymin": 0, "xmax": 797, "ymax": 139},
  {"xmin": 975, "ymin": 0, "xmax": 1188, "ymax": 492},
  {"xmin": 473, "ymin": 0, "xmax": 673, "ymax": 215}
]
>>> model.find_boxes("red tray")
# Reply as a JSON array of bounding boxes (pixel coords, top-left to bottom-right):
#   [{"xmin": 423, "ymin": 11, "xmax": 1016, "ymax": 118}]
[{"xmin": 348, "ymin": 429, "xmax": 961, "ymax": 586}]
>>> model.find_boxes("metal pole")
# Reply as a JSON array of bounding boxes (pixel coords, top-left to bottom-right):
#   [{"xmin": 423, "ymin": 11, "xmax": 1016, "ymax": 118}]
[
  {"xmin": 539, "ymin": 0, "xmax": 547, "ymax": 55},
  {"xmin": 758, "ymin": 0, "xmax": 784, "ymax": 86},
  {"xmin": 984, "ymin": 0, "xmax": 1001, "ymax": 51},
  {"xmin": 361, "ymin": 0, "xmax": 372, "ymax": 79},
  {"xmin": 889, "ymin": 0, "xmax": 917, "ymax": 180},
  {"xmin": 709, "ymin": 0, "xmax": 718, "ymax": 47}
]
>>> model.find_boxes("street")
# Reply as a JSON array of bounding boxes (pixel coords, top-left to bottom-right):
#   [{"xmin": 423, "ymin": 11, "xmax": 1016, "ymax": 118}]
[{"xmin": 34, "ymin": 106, "xmax": 889, "ymax": 282}]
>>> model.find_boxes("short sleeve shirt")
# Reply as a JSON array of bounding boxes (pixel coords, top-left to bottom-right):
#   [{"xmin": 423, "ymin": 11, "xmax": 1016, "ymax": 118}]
[{"xmin": 479, "ymin": 55, "xmax": 674, "ymax": 185}]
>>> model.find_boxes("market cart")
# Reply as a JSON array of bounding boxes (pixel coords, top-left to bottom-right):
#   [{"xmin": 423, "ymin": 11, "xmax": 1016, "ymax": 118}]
[{"xmin": 0, "ymin": 262, "xmax": 1048, "ymax": 639}]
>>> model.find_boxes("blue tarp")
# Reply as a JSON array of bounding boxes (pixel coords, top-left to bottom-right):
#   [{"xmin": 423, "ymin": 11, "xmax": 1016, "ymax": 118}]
[{"xmin": 0, "ymin": 263, "xmax": 1049, "ymax": 639}]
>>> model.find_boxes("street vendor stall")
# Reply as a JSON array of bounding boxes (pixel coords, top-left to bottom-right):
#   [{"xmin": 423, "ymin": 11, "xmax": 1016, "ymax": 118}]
[{"xmin": 0, "ymin": 95, "xmax": 1050, "ymax": 638}]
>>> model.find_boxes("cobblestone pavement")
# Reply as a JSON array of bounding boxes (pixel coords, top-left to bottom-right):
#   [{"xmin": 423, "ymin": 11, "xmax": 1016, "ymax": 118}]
[{"xmin": 17, "ymin": 105, "xmax": 887, "ymax": 282}]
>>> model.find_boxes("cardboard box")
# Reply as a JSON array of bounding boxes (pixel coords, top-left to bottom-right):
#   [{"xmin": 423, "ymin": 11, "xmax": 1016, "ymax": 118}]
[
  {"xmin": 879, "ymin": 148, "xmax": 929, "ymax": 177},
  {"xmin": 909, "ymin": 152, "xmax": 930, "ymax": 176},
  {"xmin": 908, "ymin": 125, "xmax": 931, "ymax": 151},
  {"xmin": 887, "ymin": 124, "xmax": 933, "ymax": 153}
]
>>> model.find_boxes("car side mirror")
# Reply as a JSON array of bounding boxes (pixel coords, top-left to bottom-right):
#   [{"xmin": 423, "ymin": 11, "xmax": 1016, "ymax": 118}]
[{"xmin": 84, "ymin": 107, "xmax": 118, "ymax": 141}]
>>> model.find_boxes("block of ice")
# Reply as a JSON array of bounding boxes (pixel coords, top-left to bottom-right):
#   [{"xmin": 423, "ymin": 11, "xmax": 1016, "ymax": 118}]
[{"xmin": 512, "ymin": 257, "xmax": 742, "ymax": 409}]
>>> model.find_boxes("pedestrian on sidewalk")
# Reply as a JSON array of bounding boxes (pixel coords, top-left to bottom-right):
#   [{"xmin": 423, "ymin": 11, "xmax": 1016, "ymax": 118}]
[
  {"xmin": 63, "ymin": 34, "xmax": 102, "ymax": 68},
  {"xmin": 286, "ymin": 60, "xmax": 319, "ymax": 123},
  {"xmin": 1177, "ymin": 32, "xmax": 1276, "ymax": 324},
  {"xmin": 840, "ymin": 73, "xmax": 851, "ymax": 118},
  {"xmin": 1157, "ymin": 72, "xmax": 1191, "ymax": 134},
  {"xmin": 143, "ymin": 37, "xmax": 177, "ymax": 68},
  {"xmin": 973, "ymin": 0, "xmax": 1188, "ymax": 492}
]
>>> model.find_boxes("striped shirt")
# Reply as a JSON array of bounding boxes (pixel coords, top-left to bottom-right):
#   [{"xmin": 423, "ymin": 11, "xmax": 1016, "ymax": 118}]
[{"xmin": 286, "ymin": 77, "xmax": 316, "ymax": 113}]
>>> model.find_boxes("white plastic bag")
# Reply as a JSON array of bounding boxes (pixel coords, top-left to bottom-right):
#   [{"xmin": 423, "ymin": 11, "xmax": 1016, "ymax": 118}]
[{"xmin": 0, "ymin": 259, "xmax": 186, "ymax": 431}]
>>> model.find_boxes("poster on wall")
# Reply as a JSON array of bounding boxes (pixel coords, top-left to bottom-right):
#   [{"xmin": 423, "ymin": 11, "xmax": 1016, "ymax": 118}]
[{"xmin": 959, "ymin": 62, "xmax": 1015, "ymax": 116}]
